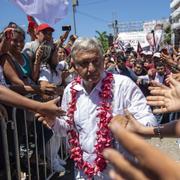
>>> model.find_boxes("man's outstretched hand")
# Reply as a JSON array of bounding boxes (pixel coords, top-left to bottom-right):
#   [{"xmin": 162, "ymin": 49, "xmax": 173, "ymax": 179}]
[
  {"xmin": 37, "ymin": 96, "xmax": 66, "ymax": 119},
  {"xmin": 103, "ymin": 119, "xmax": 180, "ymax": 180}
]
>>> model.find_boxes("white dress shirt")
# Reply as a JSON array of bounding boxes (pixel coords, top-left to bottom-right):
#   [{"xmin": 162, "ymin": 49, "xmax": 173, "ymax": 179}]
[{"xmin": 53, "ymin": 71, "xmax": 157, "ymax": 179}]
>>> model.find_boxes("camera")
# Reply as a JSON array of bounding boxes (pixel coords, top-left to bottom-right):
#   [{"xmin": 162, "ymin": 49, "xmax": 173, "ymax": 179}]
[{"xmin": 62, "ymin": 25, "xmax": 71, "ymax": 31}]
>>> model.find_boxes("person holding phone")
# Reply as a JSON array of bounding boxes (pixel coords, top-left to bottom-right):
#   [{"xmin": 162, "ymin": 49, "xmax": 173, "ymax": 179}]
[{"xmin": 23, "ymin": 23, "xmax": 55, "ymax": 67}]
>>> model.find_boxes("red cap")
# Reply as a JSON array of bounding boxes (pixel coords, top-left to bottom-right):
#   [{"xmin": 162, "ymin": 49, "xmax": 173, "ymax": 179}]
[{"xmin": 36, "ymin": 23, "xmax": 54, "ymax": 33}]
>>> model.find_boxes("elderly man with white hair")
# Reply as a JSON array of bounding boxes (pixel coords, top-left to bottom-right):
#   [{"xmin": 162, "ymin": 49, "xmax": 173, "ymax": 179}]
[{"xmin": 39, "ymin": 37, "xmax": 157, "ymax": 179}]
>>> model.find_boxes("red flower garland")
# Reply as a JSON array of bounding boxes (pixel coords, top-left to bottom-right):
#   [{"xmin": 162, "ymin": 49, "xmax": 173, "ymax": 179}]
[{"xmin": 67, "ymin": 72, "xmax": 113, "ymax": 178}]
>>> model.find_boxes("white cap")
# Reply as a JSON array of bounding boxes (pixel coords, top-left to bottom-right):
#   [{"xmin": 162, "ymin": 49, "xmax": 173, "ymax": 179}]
[
  {"xmin": 146, "ymin": 51, "xmax": 153, "ymax": 56},
  {"xmin": 153, "ymin": 52, "xmax": 161, "ymax": 58},
  {"xmin": 141, "ymin": 50, "xmax": 147, "ymax": 55}
]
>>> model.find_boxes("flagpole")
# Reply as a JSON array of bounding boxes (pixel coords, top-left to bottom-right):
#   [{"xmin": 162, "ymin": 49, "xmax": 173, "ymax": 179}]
[
  {"xmin": 72, "ymin": 0, "xmax": 78, "ymax": 35},
  {"xmin": 151, "ymin": 30, "xmax": 156, "ymax": 52}
]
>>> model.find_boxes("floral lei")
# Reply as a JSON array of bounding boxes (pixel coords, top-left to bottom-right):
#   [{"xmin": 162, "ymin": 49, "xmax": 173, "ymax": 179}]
[{"xmin": 67, "ymin": 72, "xmax": 114, "ymax": 178}]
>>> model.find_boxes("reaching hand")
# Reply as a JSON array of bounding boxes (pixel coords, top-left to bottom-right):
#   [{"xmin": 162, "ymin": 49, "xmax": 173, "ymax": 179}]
[
  {"xmin": 171, "ymin": 73, "xmax": 180, "ymax": 82},
  {"xmin": 0, "ymin": 28, "xmax": 14, "ymax": 54},
  {"xmin": 40, "ymin": 83, "xmax": 57, "ymax": 95},
  {"xmin": 103, "ymin": 120, "xmax": 180, "ymax": 180},
  {"xmin": 35, "ymin": 113, "xmax": 56, "ymax": 129},
  {"xmin": 112, "ymin": 110, "xmax": 149, "ymax": 136},
  {"xmin": 37, "ymin": 96, "xmax": 66, "ymax": 119},
  {"xmin": 161, "ymin": 52, "xmax": 175, "ymax": 66},
  {"xmin": 147, "ymin": 77, "xmax": 180, "ymax": 113}
]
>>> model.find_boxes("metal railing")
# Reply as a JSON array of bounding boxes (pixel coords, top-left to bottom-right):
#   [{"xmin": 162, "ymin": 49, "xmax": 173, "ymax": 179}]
[{"xmin": 0, "ymin": 104, "xmax": 69, "ymax": 180}]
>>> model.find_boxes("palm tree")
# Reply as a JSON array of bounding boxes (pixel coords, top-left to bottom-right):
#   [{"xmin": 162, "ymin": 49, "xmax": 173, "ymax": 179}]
[
  {"xmin": 95, "ymin": 31, "xmax": 109, "ymax": 52},
  {"xmin": 163, "ymin": 24, "xmax": 172, "ymax": 45}
]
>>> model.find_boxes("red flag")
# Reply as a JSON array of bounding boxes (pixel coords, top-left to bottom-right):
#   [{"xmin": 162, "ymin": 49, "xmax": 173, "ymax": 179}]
[
  {"xmin": 137, "ymin": 41, "xmax": 143, "ymax": 56},
  {"xmin": 27, "ymin": 15, "xmax": 38, "ymax": 33}
]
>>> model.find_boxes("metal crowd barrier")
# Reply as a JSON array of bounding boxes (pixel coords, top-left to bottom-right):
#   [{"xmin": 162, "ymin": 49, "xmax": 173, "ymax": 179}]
[{"xmin": 0, "ymin": 104, "xmax": 69, "ymax": 180}]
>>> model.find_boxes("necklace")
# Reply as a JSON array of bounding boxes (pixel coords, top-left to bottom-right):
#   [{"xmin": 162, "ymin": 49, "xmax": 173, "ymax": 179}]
[{"xmin": 67, "ymin": 72, "xmax": 113, "ymax": 178}]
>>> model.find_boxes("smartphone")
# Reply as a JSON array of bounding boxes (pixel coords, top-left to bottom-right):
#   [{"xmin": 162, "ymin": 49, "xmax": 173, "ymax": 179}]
[{"xmin": 62, "ymin": 25, "xmax": 71, "ymax": 31}]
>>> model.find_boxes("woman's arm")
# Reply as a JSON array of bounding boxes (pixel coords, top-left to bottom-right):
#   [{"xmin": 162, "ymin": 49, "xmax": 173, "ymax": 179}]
[
  {"xmin": 10, "ymin": 84, "xmax": 56, "ymax": 96},
  {"xmin": 113, "ymin": 111, "xmax": 180, "ymax": 138},
  {"xmin": 0, "ymin": 85, "xmax": 65, "ymax": 118}
]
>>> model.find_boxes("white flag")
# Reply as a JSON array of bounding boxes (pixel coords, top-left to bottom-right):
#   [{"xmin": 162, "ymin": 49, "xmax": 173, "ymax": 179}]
[{"xmin": 11, "ymin": 0, "xmax": 69, "ymax": 25}]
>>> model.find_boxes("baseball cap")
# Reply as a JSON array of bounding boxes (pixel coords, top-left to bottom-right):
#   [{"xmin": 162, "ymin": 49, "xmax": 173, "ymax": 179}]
[
  {"xmin": 146, "ymin": 51, "xmax": 153, "ymax": 56},
  {"xmin": 36, "ymin": 23, "xmax": 54, "ymax": 33},
  {"xmin": 141, "ymin": 51, "xmax": 147, "ymax": 55},
  {"xmin": 153, "ymin": 52, "xmax": 161, "ymax": 58}
]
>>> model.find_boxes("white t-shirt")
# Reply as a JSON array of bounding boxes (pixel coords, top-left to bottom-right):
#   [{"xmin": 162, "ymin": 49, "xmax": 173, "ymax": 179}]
[
  {"xmin": 56, "ymin": 61, "xmax": 68, "ymax": 72},
  {"xmin": 39, "ymin": 65, "xmax": 61, "ymax": 85},
  {"xmin": 154, "ymin": 73, "xmax": 164, "ymax": 84}
]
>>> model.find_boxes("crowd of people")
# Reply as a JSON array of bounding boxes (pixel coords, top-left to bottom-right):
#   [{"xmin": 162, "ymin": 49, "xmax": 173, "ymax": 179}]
[{"xmin": 0, "ymin": 20, "xmax": 180, "ymax": 179}]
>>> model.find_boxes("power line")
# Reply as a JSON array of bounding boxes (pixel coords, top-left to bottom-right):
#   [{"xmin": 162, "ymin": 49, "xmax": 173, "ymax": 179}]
[
  {"xmin": 80, "ymin": 0, "xmax": 109, "ymax": 6},
  {"xmin": 76, "ymin": 10, "xmax": 109, "ymax": 23}
]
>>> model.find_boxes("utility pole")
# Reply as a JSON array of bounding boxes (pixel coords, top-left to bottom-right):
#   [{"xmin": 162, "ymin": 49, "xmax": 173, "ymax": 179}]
[
  {"xmin": 108, "ymin": 19, "xmax": 119, "ymax": 40},
  {"xmin": 72, "ymin": 0, "xmax": 78, "ymax": 35}
]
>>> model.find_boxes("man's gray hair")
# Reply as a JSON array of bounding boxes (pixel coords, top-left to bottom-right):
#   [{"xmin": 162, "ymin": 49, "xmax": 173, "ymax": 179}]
[{"xmin": 71, "ymin": 37, "xmax": 104, "ymax": 61}]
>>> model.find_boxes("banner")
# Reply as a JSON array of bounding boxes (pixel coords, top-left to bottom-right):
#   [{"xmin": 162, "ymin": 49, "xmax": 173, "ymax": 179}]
[
  {"xmin": 11, "ymin": 0, "xmax": 69, "ymax": 25},
  {"xmin": 154, "ymin": 29, "xmax": 164, "ymax": 51},
  {"xmin": 137, "ymin": 41, "xmax": 143, "ymax": 55}
]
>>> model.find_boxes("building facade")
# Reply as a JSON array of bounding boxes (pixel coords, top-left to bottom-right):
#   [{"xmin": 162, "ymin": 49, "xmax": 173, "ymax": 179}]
[
  {"xmin": 117, "ymin": 19, "xmax": 168, "ymax": 50},
  {"xmin": 170, "ymin": 0, "xmax": 180, "ymax": 47}
]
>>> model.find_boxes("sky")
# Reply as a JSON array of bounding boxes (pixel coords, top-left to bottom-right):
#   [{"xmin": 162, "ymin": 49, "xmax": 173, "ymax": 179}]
[{"xmin": 1, "ymin": 0, "xmax": 170, "ymax": 40}]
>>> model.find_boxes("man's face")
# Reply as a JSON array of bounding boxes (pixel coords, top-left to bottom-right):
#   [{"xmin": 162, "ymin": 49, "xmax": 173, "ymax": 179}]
[
  {"xmin": 156, "ymin": 66, "xmax": 165, "ymax": 76},
  {"xmin": 104, "ymin": 56, "xmax": 111, "ymax": 69},
  {"xmin": 116, "ymin": 59, "xmax": 125, "ymax": 69},
  {"xmin": 134, "ymin": 64, "xmax": 143, "ymax": 75},
  {"xmin": 73, "ymin": 50, "xmax": 104, "ymax": 84},
  {"xmin": 146, "ymin": 33, "xmax": 154, "ymax": 47},
  {"xmin": 129, "ymin": 58, "xmax": 135, "ymax": 65},
  {"xmin": 37, "ymin": 29, "xmax": 53, "ymax": 43},
  {"xmin": 145, "ymin": 55, "xmax": 152, "ymax": 63}
]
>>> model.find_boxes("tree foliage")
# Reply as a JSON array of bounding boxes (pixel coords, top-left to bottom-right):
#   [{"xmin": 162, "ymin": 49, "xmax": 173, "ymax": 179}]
[
  {"xmin": 163, "ymin": 25, "xmax": 172, "ymax": 45},
  {"xmin": 95, "ymin": 31, "xmax": 109, "ymax": 52}
]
